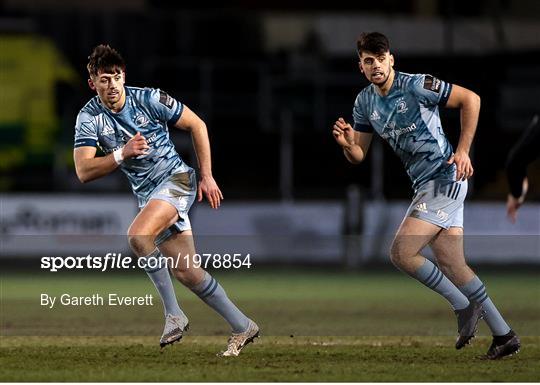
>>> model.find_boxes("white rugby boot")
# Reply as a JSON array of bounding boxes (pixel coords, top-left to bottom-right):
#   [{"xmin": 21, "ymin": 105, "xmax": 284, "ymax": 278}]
[
  {"xmin": 160, "ymin": 313, "xmax": 189, "ymax": 348},
  {"xmin": 219, "ymin": 319, "xmax": 260, "ymax": 357}
]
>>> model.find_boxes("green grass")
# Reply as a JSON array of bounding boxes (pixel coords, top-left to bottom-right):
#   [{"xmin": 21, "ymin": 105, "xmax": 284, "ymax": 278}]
[
  {"xmin": 1, "ymin": 269, "xmax": 539, "ymax": 381},
  {"xmin": 1, "ymin": 336, "xmax": 539, "ymax": 381}
]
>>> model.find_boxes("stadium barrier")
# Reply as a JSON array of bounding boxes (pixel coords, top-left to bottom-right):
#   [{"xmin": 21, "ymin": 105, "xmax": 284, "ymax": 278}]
[{"xmin": 1, "ymin": 194, "xmax": 538, "ymax": 264}]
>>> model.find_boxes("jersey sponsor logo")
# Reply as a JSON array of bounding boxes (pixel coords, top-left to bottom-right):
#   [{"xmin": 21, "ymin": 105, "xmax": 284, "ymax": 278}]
[
  {"xmin": 384, "ymin": 121, "xmax": 396, "ymax": 130},
  {"xmin": 135, "ymin": 114, "xmax": 149, "ymax": 128},
  {"xmin": 415, "ymin": 202, "xmax": 428, "ymax": 213},
  {"xmin": 101, "ymin": 125, "xmax": 115, "ymax": 136},
  {"xmin": 370, "ymin": 110, "xmax": 381, "ymax": 121},
  {"xmin": 423, "ymin": 75, "xmax": 441, "ymax": 93},
  {"xmin": 381, "ymin": 122, "xmax": 416, "ymax": 139},
  {"xmin": 145, "ymin": 132, "xmax": 158, "ymax": 144},
  {"xmin": 396, "ymin": 99, "xmax": 408, "ymax": 114},
  {"xmin": 159, "ymin": 91, "xmax": 174, "ymax": 109}
]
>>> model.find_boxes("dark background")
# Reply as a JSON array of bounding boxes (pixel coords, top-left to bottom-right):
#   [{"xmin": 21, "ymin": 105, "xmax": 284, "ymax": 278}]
[{"xmin": 1, "ymin": 0, "xmax": 539, "ymax": 202}]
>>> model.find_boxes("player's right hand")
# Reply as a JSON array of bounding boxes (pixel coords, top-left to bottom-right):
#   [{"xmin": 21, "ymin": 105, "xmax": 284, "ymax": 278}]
[
  {"xmin": 333, "ymin": 117, "xmax": 355, "ymax": 148},
  {"xmin": 122, "ymin": 132, "xmax": 149, "ymax": 159},
  {"xmin": 198, "ymin": 175, "xmax": 224, "ymax": 209}
]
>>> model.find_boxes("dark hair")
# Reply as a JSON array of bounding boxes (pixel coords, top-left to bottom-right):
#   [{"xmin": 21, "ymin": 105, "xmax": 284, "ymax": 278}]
[
  {"xmin": 356, "ymin": 32, "xmax": 390, "ymax": 56},
  {"xmin": 87, "ymin": 44, "xmax": 126, "ymax": 77}
]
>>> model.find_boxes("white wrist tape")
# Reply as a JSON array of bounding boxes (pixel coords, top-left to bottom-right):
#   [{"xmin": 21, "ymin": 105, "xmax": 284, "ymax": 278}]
[{"xmin": 113, "ymin": 148, "xmax": 124, "ymax": 165}]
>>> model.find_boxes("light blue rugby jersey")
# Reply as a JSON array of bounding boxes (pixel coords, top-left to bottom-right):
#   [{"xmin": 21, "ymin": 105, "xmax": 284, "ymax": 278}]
[
  {"xmin": 353, "ymin": 71, "xmax": 455, "ymax": 190},
  {"xmin": 74, "ymin": 86, "xmax": 191, "ymax": 203}
]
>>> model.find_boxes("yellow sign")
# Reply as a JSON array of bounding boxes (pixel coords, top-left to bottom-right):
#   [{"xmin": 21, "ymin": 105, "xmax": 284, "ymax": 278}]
[{"xmin": 0, "ymin": 35, "xmax": 78, "ymax": 170}]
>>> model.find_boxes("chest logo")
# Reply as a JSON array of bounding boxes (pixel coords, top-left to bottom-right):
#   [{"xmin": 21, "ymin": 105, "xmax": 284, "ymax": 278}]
[
  {"xmin": 397, "ymin": 100, "xmax": 408, "ymax": 114},
  {"xmin": 135, "ymin": 114, "xmax": 149, "ymax": 128}
]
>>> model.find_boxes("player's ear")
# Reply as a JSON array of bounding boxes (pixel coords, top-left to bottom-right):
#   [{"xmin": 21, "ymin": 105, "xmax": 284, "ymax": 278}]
[
  {"xmin": 358, "ymin": 61, "xmax": 364, "ymax": 73},
  {"xmin": 88, "ymin": 78, "xmax": 96, "ymax": 91},
  {"xmin": 389, "ymin": 53, "xmax": 395, "ymax": 67}
]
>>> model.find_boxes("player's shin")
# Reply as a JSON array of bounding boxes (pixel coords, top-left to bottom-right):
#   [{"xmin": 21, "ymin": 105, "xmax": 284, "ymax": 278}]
[
  {"xmin": 459, "ymin": 276, "xmax": 511, "ymax": 336},
  {"xmin": 139, "ymin": 248, "xmax": 185, "ymax": 317},
  {"xmin": 413, "ymin": 258, "xmax": 470, "ymax": 310},
  {"xmin": 190, "ymin": 271, "xmax": 250, "ymax": 333}
]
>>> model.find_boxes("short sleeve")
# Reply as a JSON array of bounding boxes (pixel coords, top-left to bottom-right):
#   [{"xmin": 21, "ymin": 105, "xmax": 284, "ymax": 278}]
[
  {"xmin": 352, "ymin": 94, "xmax": 374, "ymax": 133},
  {"xmin": 146, "ymin": 88, "xmax": 184, "ymax": 124},
  {"xmin": 411, "ymin": 74, "xmax": 452, "ymax": 107},
  {"xmin": 74, "ymin": 111, "xmax": 98, "ymax": 148}
]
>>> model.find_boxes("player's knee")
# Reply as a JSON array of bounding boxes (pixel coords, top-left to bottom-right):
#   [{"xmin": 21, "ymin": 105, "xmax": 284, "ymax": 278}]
[
  {"xmin": 437, "ymin": 257, "xmax": 468, "ymax": 275},
  {"xmin": 127, "ymin": 234, "xmax": 144, "ymax": 256},
  {"xmin": 389, "ymin": 243, "xmax": 409, "ymax": 268},
  {"xmin": 170, "ymin": 264, "xmax": 187, "ymax": 277},
  {"xmin": 435, "ymin": 256, "xmax": 452, "ymax": 271},
  {"xmin": 127, "ymin": 232, "xmax": 155, "ymax": 256}
]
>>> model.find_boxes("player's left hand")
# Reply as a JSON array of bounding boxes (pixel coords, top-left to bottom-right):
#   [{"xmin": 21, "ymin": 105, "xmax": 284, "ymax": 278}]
[
  {"xmin": 198, "ymin": 175, "xmax": 224, "ymax": 209},
  {"xmin": 506, "ymin": 178, "xmax": 528, "ymax": 224},
  {"xmin": 506, "ymin": 194, "xmax": 522, "ymax": 224},
  {"xmin": 447, "ymin": 150, "xmax": 474, "ymax": 181}
]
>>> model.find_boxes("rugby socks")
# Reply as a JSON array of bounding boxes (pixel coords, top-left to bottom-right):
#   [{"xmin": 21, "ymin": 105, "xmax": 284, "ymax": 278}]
[
  {"xmin": 413, "ymin": 258, "xmax": 470, "ymax": 311},
  {"xmin": 140, "ymin": 248, "xmax": 185, "ymax": 318},
  {"xmin": 459, "ymin": 276, "xmax": 511, "ymax": 336},
  {"xmin": 191, "ymin": 272, "xmax": 250, "ymax": 333}
]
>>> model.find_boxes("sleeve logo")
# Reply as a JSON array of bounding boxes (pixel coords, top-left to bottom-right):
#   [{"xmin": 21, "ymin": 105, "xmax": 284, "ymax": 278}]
[
  {"xmin": 159, "ymin": 91, "xmax": 174, "ymax": 109},
  {"xmin": 423, "ymin": 75, "xmax": 441, "ymax": 93}
]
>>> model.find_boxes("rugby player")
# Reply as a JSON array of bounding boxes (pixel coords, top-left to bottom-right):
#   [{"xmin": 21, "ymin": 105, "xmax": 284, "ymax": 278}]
[
  {"xmin": 73, "ymin": 45, "xmax": 258, "ymax": 356},
  {"xmin": 332, "ymin": 32, "xmax": 520, "ymax": 359}
]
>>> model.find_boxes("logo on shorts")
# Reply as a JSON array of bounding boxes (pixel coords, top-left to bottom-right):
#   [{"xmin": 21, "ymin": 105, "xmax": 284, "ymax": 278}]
[
  {"xmin": 415, "ymin": 202, "xmax": 428, "ymax": 213},
  {"xmin": 436, "ymin": 209, "xmax": 449, "ymax": 221}
]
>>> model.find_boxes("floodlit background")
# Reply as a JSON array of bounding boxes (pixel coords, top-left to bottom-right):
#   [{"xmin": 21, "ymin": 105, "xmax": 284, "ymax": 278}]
[
  {"xmin": 1, "ymin": 0, "xmax": 539, "ymax": 266},
  {"xmin": 0, "ymin": 7, "xmax": 539, "ymax": 382}
]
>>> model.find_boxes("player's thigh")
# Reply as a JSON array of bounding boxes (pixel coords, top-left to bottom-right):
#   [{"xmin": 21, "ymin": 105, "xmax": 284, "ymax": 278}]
[
  {"xmin": 128, "ymin": 199, "xmax": 179, "ymax": 237},
  {"xmin": 391, "ymin": 216, "xmax": 441, "ymax": 258},
  {"xmin": 430, "ymin": 226, "xmax": 467, "ymax": 267}
]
